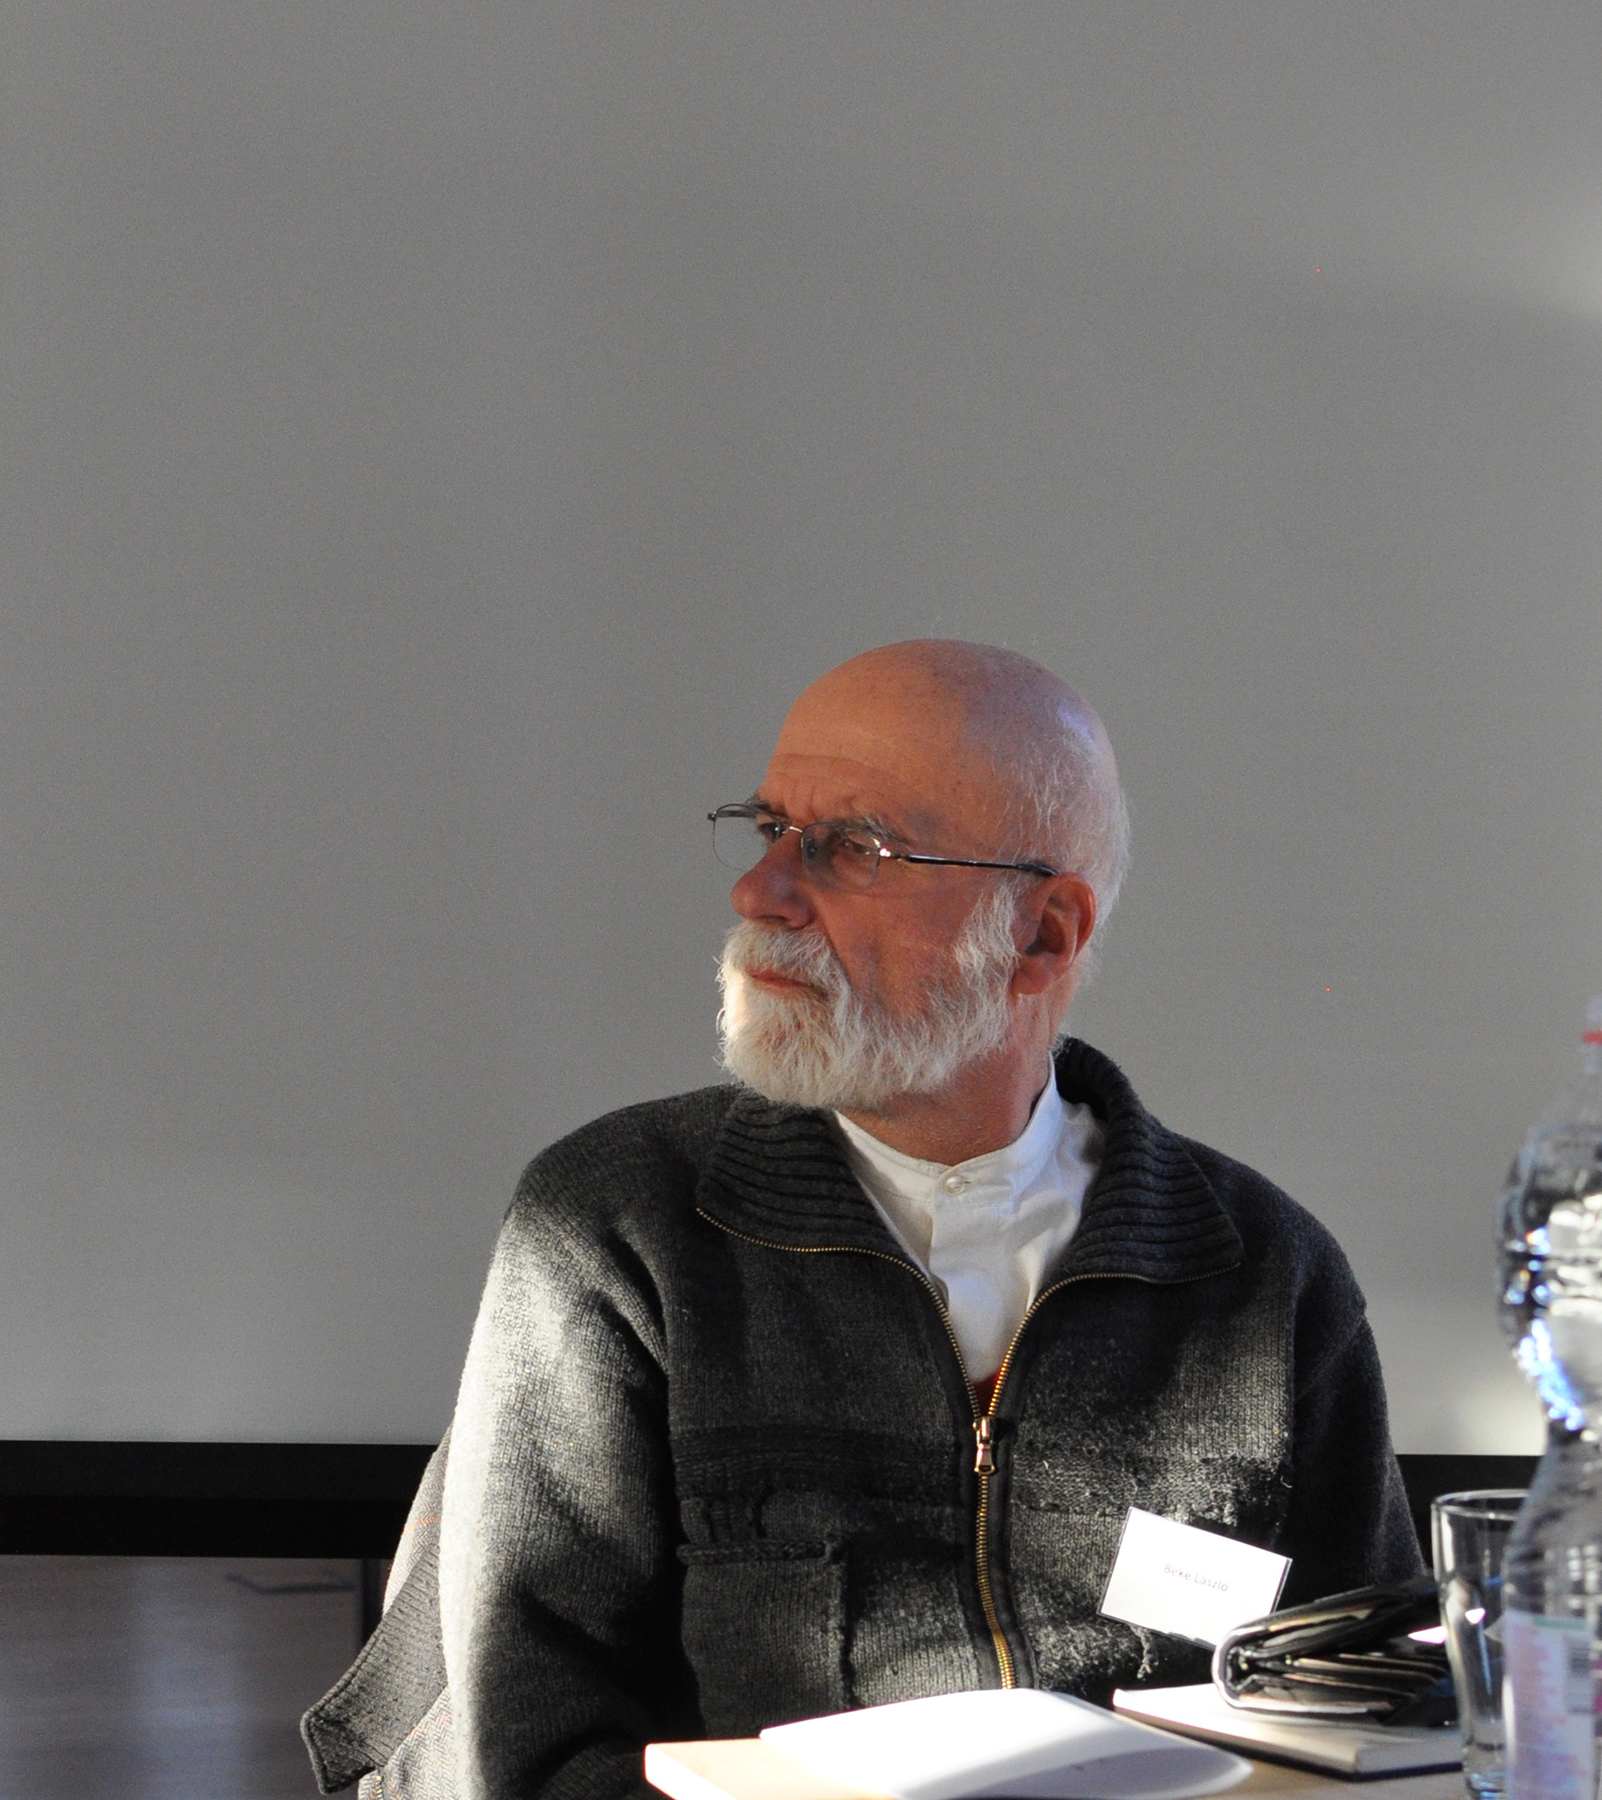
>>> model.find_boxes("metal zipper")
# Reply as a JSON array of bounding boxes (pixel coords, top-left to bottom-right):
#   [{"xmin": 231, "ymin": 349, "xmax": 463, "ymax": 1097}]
[
  {"xmin": 696, "ymin": 1206, "xmax": 1236, "ymax": 1689},
  {"xmin": 695, "ymin": 1210, "xmax": 1019, "ymax": 1675},
  {"xmin": 973, "ymin": 1273, "xmax": 1110, "ymax": 1685},
  {"xmin": 973, "ymin": 1263, "xmax": 1241, "ymax": 1685}
]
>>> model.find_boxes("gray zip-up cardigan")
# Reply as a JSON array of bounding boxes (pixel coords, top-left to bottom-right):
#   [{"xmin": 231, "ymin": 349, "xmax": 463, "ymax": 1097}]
[{"xmin": 304, "ymin": 1040, "xmax": 1420, "ymax": 1799}]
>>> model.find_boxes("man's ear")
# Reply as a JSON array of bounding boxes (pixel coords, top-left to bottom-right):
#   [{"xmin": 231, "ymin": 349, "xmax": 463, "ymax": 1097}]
[{"xmin": 1009, "ymin": 873, "xmax": 1097, "ymax": 997}]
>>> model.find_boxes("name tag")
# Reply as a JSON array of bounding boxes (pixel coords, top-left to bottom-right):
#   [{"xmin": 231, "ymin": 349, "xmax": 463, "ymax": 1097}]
[{"xmin": 1099, "ymin": 1507, "xmax": 1290, "ymax": 1646}]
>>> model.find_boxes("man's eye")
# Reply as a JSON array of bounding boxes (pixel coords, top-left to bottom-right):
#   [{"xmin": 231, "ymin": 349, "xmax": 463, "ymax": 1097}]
[
  {"xmin": 755, "ymin": 818, "xmax": 786, "ymax": 844},
  {"xmin": 832, "ymin": 830, "xmax": 880, "ymax": 862}
]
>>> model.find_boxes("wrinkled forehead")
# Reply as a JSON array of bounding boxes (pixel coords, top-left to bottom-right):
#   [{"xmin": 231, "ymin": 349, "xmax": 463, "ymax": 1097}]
[{"xmin": 763, "ymin": 691, "xmax": 1010, "ymax": 847}]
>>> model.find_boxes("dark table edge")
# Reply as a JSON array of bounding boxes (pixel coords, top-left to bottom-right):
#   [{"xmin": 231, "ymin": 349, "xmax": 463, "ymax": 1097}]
[
  {"xmin": 0, "ymin": 1441, "xmax": 1540, "ymax": 1560},
  {"xmin": 0, "ymin": 1440, "xmax": 436, "ymax": 1557}
]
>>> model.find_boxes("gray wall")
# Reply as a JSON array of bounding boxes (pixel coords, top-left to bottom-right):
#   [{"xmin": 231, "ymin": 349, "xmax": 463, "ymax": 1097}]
[{"xmin": 2, "ymin": 3, "xmax": 1599, "ymax": 1448}]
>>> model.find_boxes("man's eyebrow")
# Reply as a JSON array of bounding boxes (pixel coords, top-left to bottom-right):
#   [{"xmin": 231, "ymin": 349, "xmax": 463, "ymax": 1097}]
[{"xmin": 748, "ymin": 793, "xmax": 908, "ymax": 843}]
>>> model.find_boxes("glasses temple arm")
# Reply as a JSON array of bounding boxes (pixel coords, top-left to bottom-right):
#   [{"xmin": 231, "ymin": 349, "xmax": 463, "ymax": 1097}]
[{"xmin": 895, "ymin": 852, "xmax": 1060, "ymax": 878}]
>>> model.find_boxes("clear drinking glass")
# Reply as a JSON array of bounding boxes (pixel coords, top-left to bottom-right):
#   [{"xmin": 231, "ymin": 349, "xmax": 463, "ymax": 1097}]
[{"xmin": 1434, "ymin": 1490, "xmax": 1528, "ymax": 1799}]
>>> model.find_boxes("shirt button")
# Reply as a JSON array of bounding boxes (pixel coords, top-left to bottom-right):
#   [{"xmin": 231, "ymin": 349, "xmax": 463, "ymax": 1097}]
[{"xmin": 942, "ymin": 1173, "xmax": 969, "ymax": 1194}]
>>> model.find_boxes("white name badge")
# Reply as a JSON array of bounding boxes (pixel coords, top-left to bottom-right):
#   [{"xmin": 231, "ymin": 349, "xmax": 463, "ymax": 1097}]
[{"xmin": 1099, "ymin": 1507, "xmax": 1290, "ymax": 1647}]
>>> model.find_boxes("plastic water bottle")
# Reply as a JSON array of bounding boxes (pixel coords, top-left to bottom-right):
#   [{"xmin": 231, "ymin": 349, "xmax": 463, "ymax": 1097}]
[{"xmin": 1498, "ymin": 999, "xmax": 1602, "ymax": 1800}]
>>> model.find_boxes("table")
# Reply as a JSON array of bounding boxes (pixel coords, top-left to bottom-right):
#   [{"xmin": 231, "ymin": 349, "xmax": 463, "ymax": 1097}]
[{"xmin": 644, "ymin": 1737, "xmax": 1466, "ymax": 1800}]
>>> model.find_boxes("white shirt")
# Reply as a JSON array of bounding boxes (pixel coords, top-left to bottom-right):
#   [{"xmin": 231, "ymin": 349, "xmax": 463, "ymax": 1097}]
[{"xmin": 834, "ymin": 1077, "xmax": 1103, "ymax": 1381}]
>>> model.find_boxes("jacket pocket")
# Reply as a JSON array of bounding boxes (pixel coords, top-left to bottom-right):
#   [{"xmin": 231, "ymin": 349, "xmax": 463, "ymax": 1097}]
[{"xmin": 677, "ymin": 1540, "xmax": 847, "ymax": 1734}]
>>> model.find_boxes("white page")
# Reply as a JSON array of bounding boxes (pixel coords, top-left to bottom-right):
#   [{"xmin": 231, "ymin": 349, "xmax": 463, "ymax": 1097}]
[
  {"xmin": 761, "ymin": 1688, "xmax": 1250, "ymax": 1800},
  {"xmin": 1113, "ymin": 1684, "xmax": 1462, "ymax": 1777}
]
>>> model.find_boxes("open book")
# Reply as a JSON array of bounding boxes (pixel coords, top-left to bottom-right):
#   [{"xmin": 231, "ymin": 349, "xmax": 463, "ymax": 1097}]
[{"xmin": 744, "ymin": 1689, "xmax": 1251, "ymax": 1800}]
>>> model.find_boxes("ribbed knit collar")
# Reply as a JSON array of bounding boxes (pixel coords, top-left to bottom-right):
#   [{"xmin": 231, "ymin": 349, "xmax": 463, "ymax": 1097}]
[{"xmin": 696, "ymin": 1038, "xmax": 1244, "ymax": 1285}]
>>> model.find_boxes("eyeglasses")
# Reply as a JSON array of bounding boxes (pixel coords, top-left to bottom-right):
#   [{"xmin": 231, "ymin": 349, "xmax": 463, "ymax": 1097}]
[{"xmin": 708, "ymin": 803, "xmax": 1060, "ymax": 893}]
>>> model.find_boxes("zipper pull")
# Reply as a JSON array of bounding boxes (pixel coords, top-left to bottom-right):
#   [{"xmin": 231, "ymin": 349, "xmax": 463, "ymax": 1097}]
[{"xmin": 973, "ymin": 1415, "xmax": 995, "ymax": 1475}]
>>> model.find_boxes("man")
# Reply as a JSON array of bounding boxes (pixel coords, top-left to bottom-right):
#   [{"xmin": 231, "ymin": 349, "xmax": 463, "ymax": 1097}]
[{"xmin": 303, "ymin": 641, "xmax": 1420, "ymax": 1800}]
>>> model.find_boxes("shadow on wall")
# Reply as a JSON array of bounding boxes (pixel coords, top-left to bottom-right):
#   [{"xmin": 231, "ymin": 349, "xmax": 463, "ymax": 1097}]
[{"xmin": 1367, "ymin": 1288, "xmax": 1544, "ymax": 1455}]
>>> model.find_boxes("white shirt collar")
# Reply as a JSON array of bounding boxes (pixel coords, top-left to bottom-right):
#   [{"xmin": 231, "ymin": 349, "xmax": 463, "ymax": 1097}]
[
  {"xmin": 831, "ymin": 1069, "xmax": 1101, "ymax": 1379},
  {"xmin": 833, "ymin": 1071, "xmax": 1065, "ymax": 1207}
]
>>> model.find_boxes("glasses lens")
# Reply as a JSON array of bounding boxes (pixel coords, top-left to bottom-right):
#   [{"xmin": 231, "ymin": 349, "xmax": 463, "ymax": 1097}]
[
  {"xmin": 711, "ymin": 808, "xmax": 771, "ymax": 873},
  {"xmin": 810, "ymin": 822, "xmax": 884, "ymax": 891}
]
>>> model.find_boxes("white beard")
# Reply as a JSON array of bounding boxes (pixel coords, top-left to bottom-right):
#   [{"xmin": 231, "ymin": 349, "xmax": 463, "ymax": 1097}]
[{"xmin": 716, "ymin": 884, "xmax": 1021, "ymax": 1112}]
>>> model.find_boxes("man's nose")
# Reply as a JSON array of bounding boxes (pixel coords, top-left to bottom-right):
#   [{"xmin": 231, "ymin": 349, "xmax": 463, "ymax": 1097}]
[{"xmin": 731, "ymin": 833, "xmax": 817, "ymax": 927}]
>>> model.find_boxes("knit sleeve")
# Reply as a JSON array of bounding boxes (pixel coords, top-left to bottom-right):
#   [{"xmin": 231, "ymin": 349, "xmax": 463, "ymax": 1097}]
[
  {"xmin": 440, "ymin": 1157, "xmax": 696, "ymax": 1800},
  {"xmin": 1279, "ymin": 1273, "xmax": 1423, "ymax": 1605}
]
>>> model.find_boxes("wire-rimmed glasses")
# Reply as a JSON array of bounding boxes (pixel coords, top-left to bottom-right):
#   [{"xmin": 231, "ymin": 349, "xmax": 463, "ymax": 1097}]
[{"xmin": 708, "ymin": 803, "xmax": 1059, "ymax": 893}]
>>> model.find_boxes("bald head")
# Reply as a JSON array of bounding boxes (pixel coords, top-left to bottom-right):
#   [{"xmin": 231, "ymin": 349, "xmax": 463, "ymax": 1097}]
[{"xmin": 776, "ymin": 641, "xmax": 1129, "ymax": 932}]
